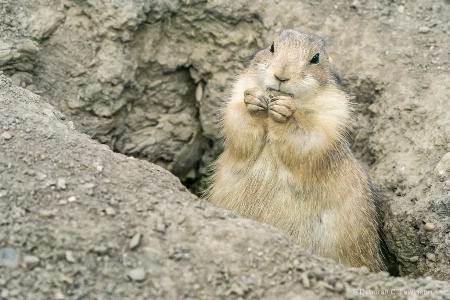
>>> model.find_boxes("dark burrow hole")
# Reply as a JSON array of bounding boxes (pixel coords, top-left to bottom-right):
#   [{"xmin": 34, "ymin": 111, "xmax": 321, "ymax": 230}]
[{"xmin": 342, "ymin": 76, "xmax": 400, "ymax": 276}]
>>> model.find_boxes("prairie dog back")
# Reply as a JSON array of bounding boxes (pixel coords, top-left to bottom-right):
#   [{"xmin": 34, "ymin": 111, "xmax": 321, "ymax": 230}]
[{"xmin": 206, "ymin": 29, "xmax": 383, "ymax": 271}]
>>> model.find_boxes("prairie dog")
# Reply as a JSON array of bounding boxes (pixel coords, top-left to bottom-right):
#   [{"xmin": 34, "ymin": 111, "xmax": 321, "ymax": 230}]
[{"xmin": 206, "ymin": 29, "xmax": 383, "ymax": 271}]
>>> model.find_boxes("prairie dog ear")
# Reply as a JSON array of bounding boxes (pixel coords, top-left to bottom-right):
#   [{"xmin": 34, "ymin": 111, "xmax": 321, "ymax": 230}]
[{"xmin": 323, "ymin": 49, "xmax": 332, "ymax": 63}]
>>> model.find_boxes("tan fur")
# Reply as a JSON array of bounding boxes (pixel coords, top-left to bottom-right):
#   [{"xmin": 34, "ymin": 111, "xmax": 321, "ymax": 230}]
[{"xmin": 205, "ymin": 29, "xmax": 383, "ymax": 271}]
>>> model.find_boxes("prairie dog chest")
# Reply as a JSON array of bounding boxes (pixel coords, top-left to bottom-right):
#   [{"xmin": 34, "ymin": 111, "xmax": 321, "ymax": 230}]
[{"xmin": 246, "ymin": 144, "xmax": 294, "ymax": 185}]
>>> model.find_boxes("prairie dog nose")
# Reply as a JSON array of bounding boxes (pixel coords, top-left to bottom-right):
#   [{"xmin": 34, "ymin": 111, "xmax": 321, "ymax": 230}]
[
  {"xmin": 274, "ymin": 73, "xmax": 290, "ymax": 82},
  {"xmin": 274, "ymin": 65, "xmax": 292, "ymax": 82}
]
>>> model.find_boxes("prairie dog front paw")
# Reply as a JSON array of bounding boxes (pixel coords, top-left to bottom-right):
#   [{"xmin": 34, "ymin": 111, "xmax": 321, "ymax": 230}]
[
  {"xmin": 268, "ymin": 95, "xmax": 297, "ymax": 122},
  {"xmin": 244, "ymin": 87, "xmax": 270, "ymax": 114}
]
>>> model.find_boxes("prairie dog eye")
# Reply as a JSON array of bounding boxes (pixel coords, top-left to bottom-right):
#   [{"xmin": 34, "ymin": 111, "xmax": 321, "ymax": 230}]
[
  {"xmin": 270, "ymin": 42, "xmax": 274, "ymax": 54},
  {"xmin": 310, "ymin": 53, "xmax": 320, "ymax": 64}
]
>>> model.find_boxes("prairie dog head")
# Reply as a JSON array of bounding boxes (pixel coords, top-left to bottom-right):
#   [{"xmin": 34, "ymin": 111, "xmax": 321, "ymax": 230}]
[{"xmin": 251, "ymin": 30, "xmax": 338, "ymax": 99}]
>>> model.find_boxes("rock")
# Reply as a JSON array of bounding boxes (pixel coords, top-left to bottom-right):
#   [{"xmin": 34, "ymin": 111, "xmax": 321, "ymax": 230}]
[
  {"xmin": 57, "ymin": 178, "xmax": 66, "ymax": 190},
  {"xmin": 105, "ymin": 206, "xmax": 116, "ymax": 216},
  {"xmin": 334, "ymin": 282, "xmax": 344, "ymax": 293},
  {"xmin": 54, "ymin": 290, "xmax": 65, "ymax": 300},
  {"xmin": 0, "ymin": 247, "xmax": 21, "ymax": 268},
  {"xmin": 23, "ymin": 255, "xmax": 40, "ymax": 268},
  {"xmin": 195, "ymin": 83, "xmax": 203, "ymax": 102},
  {"xmin": 127, "ymin": 268, "xmax": 146, "ymax": 282},
  {"xmin": 38, "ymin": 209, "xmax": 56, "ymax": 218},
  {"xmin": 129, "ymin": 233, "xmax": 142, "ymax": 250},
  {"xmin": 93, "ymin": 245, "xmax": 109, "ymax": 255},
  {"xmin": 409, "ymin": 256, "xmax": 419, "ymax": 262},
  {"xmin": 435, "ymin": 152, "xmax": 450, "ymax": 175},
  {"xmin": 27, "ymin": 8, "xmax": 65, "ymax": 40},
  {"xmin": 68, "ymin": 196, "xmax": 77, "ymax": 202},
  {"xmin": 1, "ymin": 131, "xmax": 12, "ymax": 140},
  {"xmin": 65, "ymin": 251, "xmax": 76, "ymax": 263},
  {"xmin": 426, "ymin": 253, "xmax": 436, "ymax": 262},
  {"xmin": 350, "ymin": 0, "xmax": 361, "ymax": 9},
  {"xmin": 424, "ymin": 223, "xmax": 436, "ymax": 232},
  {"xmin": 418, "ymin": 26, "xmax": 430, "ymax": 33}
]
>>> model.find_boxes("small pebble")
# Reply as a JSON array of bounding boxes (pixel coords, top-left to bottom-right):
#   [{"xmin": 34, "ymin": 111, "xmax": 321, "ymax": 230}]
[
  {"xmin": 195, "ymin": 83, "xmax": 203, "ymax": 102},
  {"xmin": 96, "ymin": 165, "xmax": 104, "ymax": 172},
  {"xmin": 54, "ymin": 290, "xmax": 65, "ymax": 300},
  {"xmin": 65, "ymin": 251, "xmax": 76, "ymax": 263},
  {"xmin": 426, "ymin": 253, "xmax": 436, "ymax": 262},
  {"xmin": 60, "ymin": 274, "xmax": 73, "ymax": 284},
  {"xmin": 129, "ymin": 233, "xmax": 142, "ymax": 250},
  {"xmin": 127, "ymin": 268, "xmax": 146, "ymax": 282},
  {"xmin": 68, "ymin": 196, "xmax": 77, "ymax": 202},
  {"xmin": 1, "ymin": 289, "xmax": 8, "ymax": 298},
  {"xmin": 24, "ymin": 255, "xmax": 40, "ymax": 268},
  {"xmin": 58, "ymin": 200, "xmax": 67, "ymax": 205},
  {"xmin": 350, "ymin": 0, "xmax": 360, "ymax": 9},
  {"xmin": 38, "ymin": 209, "xmax": 55, "ymax": 218},
  {"xmin": 0, "ymin": 247, "xmax": 21, "ymax": 268},
  {"xmin": 418, "ymin": 26, "xmax": 430, "ymax": 33},
  {"xmin": 424, "ymin": 223, "xmax": 436, "ymax": 232},
  {"xmin": 409, "ymin": 256, "xmax": 419, "ymax": 262},
  {"xmin": 335, "ymin": 282, "xmax": 344, "ymax": 292},
  {"xmin": 57, "ymin": 178, "xmax": 66, "ymax": 190},
  {"xmin": 105, "ymin": 206, "xmax": 116, "ymax": 216},
  {"xmin": 93, "ymin": 245, "xmax": 108, "ymax": 255},
  {"xmin": 1, "ymin": 131, "xmax": 12, "ymax": 140}
]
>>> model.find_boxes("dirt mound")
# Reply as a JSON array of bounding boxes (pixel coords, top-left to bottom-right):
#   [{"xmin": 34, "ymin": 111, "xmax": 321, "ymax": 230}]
[{"xmin": 1, "ymin": 73, "xmax": 449, "ymax": 300}]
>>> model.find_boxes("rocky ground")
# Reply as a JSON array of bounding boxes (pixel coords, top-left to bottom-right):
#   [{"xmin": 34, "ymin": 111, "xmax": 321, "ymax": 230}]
[
  {"xmin": 1, "ymin": 0, "xmax": 450, "ymax": 299},
  {"xmin": 1, "ymin": 73, "xmax": 449, "ymax": 299}
]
